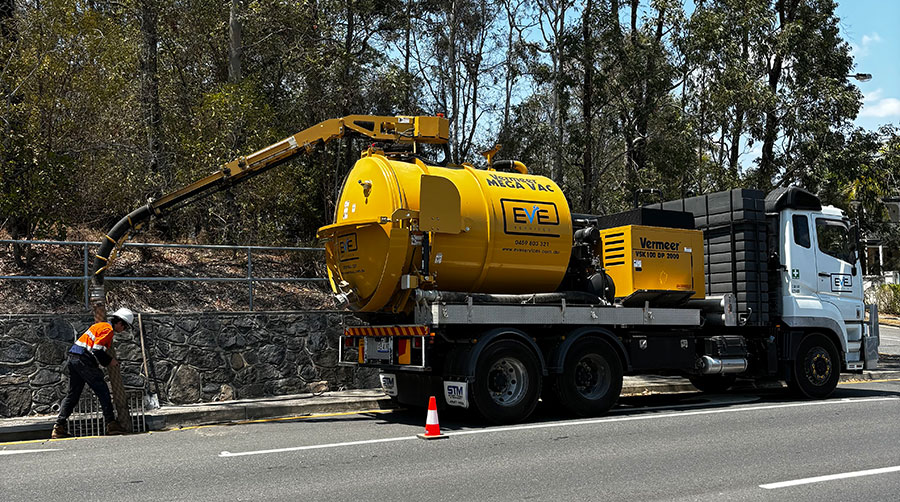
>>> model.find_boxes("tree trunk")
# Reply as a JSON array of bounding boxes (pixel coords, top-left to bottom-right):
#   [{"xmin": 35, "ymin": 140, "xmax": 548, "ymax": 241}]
[
  {"xmin": 0, "ymin": 0, "xmax": 15, "ymax": 41},
  {"xmin": 502, "ymin": 1, "xmax": 516, "ymax": 133},
  {"xmin": 339, "ymin": 0, "xmax": 355, "ymax": 202},
  {"xmin": 228, "ymin": 0, "xmax": 242, "ymax": 83},
  {"xmin": 581, "ymin": 0, "xmax": 594, "ymax": 212},
  {"xmin": 759, "ymin": 0, "xmax": 799, "ymax": 190},
  {"xmin": 449, "ymin": 2, "xmax": 459, "ymax": 164},
  {"xmin": 759, "ymin": 51, "xmax": 782, "ymax": 190},
  {"xmin": 728, "ymin": 33, "xmax": 749, "ymax": 177},
  {"xmin": 632, "ymin": 3, "xmax": 666, "ymax": 176},
  {"xmin": 404, "ymin": 0, "xmax": 412, "ymax": 111},
  {"xmin": 552, "ymin": 3, "xmax": 566, "ymax": 182},
  {"xmin": 140, "ymin": 0, "xmax": 164, "ymax": 177}
]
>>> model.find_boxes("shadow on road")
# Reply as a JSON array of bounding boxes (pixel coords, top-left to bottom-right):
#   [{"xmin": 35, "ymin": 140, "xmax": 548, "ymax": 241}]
[
  {"xmin": 210, "ymin": 378, "xmax": 900, "ymax": 436},
  {"xmin": 393, "ymin": 381, "xmax": 900, "ymax": 431}
]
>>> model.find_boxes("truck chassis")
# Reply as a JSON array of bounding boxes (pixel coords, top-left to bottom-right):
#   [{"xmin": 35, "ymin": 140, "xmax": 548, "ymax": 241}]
[{"xmin": 339, "ymin": 293, "xmax": 878, "ymax": 424}]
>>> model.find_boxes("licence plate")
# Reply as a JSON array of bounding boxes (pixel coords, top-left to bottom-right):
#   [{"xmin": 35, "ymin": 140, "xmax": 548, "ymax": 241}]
[{"xmin": 365, "ymin": 337, "xmax": 392, "ymax": 361}]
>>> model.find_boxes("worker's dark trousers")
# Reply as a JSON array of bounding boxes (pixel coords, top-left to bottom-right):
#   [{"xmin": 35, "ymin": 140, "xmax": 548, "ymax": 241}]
[{"xmin": 56, "ymin": 355, "xmax": 115, "ymax": 425}]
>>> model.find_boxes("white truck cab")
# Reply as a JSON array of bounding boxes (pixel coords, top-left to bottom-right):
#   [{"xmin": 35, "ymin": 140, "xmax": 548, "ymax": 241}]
[{"xmin": 771, "ymin": 187, "xmax": 878, "ymax": 372}]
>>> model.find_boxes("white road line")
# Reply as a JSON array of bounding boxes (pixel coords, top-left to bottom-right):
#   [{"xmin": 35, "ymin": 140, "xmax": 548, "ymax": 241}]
[
  {"xmin": 760, "ymin": 465, "xmax": 900, "ymax": 489},
  {"xmin": 220, "ymin": 436, "xmax": 419, "ymax": 457},
  {"xmin": 0, "ymin": 449, "xmax": 59, "ymax": 456},
  {"xmin": 219, "ymin": 396, "xmax": 898, "ymax": 458},
  {"xmin": 448, "ymin": 397, "xmax": 898, "ymax": 437}
]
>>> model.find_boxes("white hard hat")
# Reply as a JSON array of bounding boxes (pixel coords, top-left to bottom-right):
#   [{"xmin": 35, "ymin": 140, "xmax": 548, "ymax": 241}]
[{"xmin": 110, "ymin": 308, "xmax": 134, "ymax": 327}]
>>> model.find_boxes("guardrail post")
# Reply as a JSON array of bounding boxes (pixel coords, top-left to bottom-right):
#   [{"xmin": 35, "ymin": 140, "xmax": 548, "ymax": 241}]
[
  {"xmin": 247, "ymin": 247, "xmax": 254, "ymax": 311},
  {"xmin": 83, "ymin": 243, "xmax": 90, "ymax": 310}
]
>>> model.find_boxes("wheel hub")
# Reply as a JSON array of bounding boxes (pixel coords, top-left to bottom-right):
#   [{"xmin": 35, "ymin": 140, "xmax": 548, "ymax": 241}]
[
  {"xmin": 487, "ymin": 357, "xmax": 528, "ymax": 406},
  {"xmin": 489, "ymin": 371, "xmax": 509, "ymax": 391},
  {"xmin": 575, "ymin": 361, "xmax": 599, "ymax": 388},
  {"xmin": 805, "ymin": 348, "xmax": 832, "ymax": 385},
  {"xmin": 573, "ymin": 354, "xmax": 610, "ymax": 399}
]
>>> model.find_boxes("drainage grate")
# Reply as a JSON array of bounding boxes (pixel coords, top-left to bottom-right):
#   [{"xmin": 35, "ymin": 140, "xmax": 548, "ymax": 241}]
[{"xmin": 67, "ymin": 391, "xmax": 147, "ymax": 436}]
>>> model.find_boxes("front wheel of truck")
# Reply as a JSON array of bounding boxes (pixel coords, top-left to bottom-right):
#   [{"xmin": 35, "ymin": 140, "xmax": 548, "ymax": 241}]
[{"xmin": 789, "ymin": 333, "xmax": 840, "ymax": 399}]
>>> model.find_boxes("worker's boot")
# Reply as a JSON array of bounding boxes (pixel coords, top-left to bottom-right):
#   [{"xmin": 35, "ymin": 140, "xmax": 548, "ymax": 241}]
[
  {"xmin": 51, "ymin": 423, "xmax": 70, "ymax": 439},
  {"xmin": 105, "ymin": 420, "xmax": 125, "ymax": 436}
]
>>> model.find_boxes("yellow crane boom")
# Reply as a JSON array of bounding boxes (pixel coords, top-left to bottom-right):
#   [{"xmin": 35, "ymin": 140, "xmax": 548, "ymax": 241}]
[{"xmin": 92, "ymin": 114, "xmax": 449, "ymax": 285}]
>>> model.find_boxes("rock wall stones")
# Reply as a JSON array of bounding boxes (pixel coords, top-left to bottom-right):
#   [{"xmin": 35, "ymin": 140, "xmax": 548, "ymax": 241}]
[{"xmin": 0, "ymin": 312, "xmax": 378, "ymax": 418}]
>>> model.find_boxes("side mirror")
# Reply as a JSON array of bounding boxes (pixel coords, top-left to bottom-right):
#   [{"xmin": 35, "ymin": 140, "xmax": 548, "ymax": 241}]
[{"xmin": 849, "ymin": 224, "xmax": 860, "ymax": 265}]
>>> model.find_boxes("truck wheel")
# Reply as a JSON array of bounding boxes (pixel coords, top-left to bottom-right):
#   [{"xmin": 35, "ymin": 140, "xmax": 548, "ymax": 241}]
[
  {"xmin": 472, "ymin": 340, "xmax": 541, "ymax": 424},
  {"xmin": 555, "ymin": 338, "xmax": 623, "ymax": 417},
  {"xmin": 789, "ymin": 333, "xmax": 840, "ymax": 399},
  {"xmin": 688, "ymin": 374, "xmax": 736, "ymax": 393}
]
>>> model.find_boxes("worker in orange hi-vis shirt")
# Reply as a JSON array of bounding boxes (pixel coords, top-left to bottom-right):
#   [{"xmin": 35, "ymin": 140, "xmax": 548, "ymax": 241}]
[{"xmin": 51, "ymin": 308, "xmax": 134, "ymax": 439}]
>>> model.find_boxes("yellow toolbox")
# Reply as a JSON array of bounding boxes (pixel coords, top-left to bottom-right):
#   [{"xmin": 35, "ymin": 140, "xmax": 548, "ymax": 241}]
[{"xmin": 599, "ymin": 225, "xmax": 704, "ymax": 300}]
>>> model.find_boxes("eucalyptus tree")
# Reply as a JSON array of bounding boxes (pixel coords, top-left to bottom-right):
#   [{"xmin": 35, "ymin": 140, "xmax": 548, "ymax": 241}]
[
  {"xmin": 750, "ymin": 0, "xmax": 860, "ymax": 190},
  {"xmin": 409, "ymin": 0, "xmax": 506, "ymax": 165}
]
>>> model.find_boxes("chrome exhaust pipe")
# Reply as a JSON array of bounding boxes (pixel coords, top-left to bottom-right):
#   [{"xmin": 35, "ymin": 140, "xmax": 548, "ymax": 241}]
[{"xmin": 700, "ymin": 355, "xmax": 747, "ymax": 375}]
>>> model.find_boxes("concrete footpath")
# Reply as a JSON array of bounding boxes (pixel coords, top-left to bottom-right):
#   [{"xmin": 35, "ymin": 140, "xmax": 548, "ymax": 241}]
[{"xmin": 3, "ymin": 360, "xmax": 898, "ymax": 443}]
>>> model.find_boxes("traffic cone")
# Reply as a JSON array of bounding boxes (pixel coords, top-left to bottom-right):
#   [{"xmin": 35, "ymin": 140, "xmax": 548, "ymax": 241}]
[{"xmin": 417, "ymin": 396, "xmax": 448, "ymax": 440}]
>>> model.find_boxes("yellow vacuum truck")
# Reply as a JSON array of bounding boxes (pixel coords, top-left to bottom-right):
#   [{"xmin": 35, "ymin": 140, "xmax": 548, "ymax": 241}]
[{"xmin": 95, "ymin": 115, "xmax": 880, "ymax": 424}]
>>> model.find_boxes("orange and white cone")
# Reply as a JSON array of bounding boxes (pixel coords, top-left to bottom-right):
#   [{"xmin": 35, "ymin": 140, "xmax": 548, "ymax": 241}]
[{"xmin": 417, "ymin": 396, "xmax": 448, "ymax": 440}]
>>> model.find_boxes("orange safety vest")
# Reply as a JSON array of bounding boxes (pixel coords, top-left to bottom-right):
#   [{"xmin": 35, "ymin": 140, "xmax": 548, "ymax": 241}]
[{"xmin": 72, "ymin": 322, "xmax": 115, "ymax": 355}]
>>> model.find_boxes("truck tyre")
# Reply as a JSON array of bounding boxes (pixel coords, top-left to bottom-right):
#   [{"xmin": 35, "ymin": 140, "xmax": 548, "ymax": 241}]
[
  {"xmin": 472, "ymin": 339, "xmax": 542, "ymax": 424},
  {"xmin": 554, "ymin": 338, "xmax": 623, "ymax": 417},
  {"xmin": 688, "ymin": 374, "xmax": 736, "ymax": 393},
  {"xmin": 789, "ymin": 333, "xmax": 840, "ymax": 399}
]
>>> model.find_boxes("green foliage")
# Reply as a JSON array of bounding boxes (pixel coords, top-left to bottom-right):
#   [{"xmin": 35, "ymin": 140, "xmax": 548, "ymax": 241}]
[
  {"xmin": 0, "ymin": 0, "xmax": 895, "ymax": 265},
  {"xmin": 868, "ymin": 284, "xmax": 900, "ymax": 315},
  {"xmin": 0, "ymin": 0, "xmax": 140, "ymax": 244}
]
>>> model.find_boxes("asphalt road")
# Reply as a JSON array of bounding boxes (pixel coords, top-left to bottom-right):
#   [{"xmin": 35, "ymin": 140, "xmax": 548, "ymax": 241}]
[
  {"xmin": 3, "ymin": 380, "xmax": 899, "ymax": 502},
  {"xmin": 880, "ymin": 324, "xmax": 900, "ymax": 355}
]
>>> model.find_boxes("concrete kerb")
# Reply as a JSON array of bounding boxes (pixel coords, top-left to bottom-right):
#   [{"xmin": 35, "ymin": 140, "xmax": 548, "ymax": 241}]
[
  {"xmin": 880, "ymin": 316, "xmax": 900, "ymax": 328},
  {"xmin": 0, "ymin": 390, "xmax": 394, "ymax": 443},
  {"xmin": 144, "ymin": 389, "xmax": 394, "ymax": 430},
  {"xmin": 3, "ymin": 369, "xmax": 899, "ymax": 444}
]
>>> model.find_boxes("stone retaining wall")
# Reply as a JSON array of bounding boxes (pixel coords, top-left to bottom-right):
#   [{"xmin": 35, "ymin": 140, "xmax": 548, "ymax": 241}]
[{"xmin": 0, "ymin": 312, "xmax": 378, "ymax": 418}]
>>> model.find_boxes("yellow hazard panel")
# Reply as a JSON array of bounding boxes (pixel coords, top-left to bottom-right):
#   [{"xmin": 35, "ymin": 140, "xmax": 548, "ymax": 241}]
[
  {"xmin": 398, "ymin": 339, "xmax": 411, "ymax": 365},
  {"xmin": 599, "ymin": 225, "xmax": 704, "ymax": 299}
]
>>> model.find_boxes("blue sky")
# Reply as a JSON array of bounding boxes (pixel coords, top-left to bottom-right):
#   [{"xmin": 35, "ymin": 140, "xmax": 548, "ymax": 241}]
[{"xmin": 836, "ymin": 0, "xmax": 900, "ymax": 131}]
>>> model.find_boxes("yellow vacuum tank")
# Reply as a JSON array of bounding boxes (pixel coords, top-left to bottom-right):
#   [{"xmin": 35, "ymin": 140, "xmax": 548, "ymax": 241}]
[{"xmin": 317, "ymin": 151, "xmax": 573, "ymax": 312}]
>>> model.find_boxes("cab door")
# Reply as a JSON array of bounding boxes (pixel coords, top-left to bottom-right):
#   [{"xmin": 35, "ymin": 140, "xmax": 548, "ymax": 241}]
[
  {"xmin": 813, "ymin": 217, "xmax": 863, "ymax": 320},
  {"xmin": 813, "ymin": 216, "xmax": 865, "ymax": 365}
]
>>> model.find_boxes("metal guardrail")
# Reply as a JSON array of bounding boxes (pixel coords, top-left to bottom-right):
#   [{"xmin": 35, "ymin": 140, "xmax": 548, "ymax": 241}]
[{"xmin": 0, "ymin": 239, "xmax": 326, "ymax": 310}]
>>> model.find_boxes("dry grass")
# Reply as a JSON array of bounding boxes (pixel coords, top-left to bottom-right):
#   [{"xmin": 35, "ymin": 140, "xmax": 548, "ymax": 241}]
[{"xmin": 0, "ymin": 230, "xmax": 337, "ymax": 313}]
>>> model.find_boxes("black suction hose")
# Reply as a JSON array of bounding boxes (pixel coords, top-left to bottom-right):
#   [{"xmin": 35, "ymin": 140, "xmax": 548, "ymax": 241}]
[{"xmin": 92, "ymin": 204, "xmax": 154, "ymax": 286}]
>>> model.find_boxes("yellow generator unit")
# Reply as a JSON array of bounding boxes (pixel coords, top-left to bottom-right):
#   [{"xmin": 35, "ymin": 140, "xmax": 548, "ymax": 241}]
[
  {"xmin": 317, "ymin": 150, "xmax": 573, "ymax": 312},
  {"xmin": 599, "ymin": 225, "xmax": 704, "ymax": 301}
]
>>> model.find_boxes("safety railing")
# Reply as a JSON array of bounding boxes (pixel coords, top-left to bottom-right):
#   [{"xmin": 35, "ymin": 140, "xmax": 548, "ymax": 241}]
[{"xmin": 0, "ymin": 239, "xmax": 326, "ymax": 311}]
